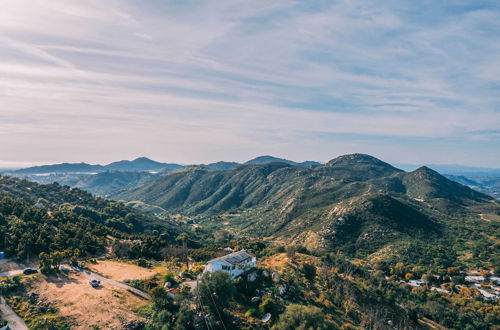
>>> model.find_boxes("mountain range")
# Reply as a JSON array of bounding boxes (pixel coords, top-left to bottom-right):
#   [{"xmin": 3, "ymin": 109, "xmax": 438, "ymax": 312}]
[
  {"xmin": 11, "ymin": 157, "xmax": 183, "ymax": 174},
  {"xmin": 2, "ymin": 153, "xmax": 499, "ymax": 270},
  {"xmin": 4, "ymin": 155, "xmax": 500, "ymax": 201},
  {"xmin": 112, "ymin": 153, "xmax": 498, "ymax": 255},
  {"xmin": 9, "ymin": 155, "xmax": 321, "ymax": 175}
]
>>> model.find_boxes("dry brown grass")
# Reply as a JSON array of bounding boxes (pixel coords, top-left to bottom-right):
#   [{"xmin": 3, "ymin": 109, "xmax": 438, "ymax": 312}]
[
  {"xmin": 261, "ymin": 252, "xmax": 319, "ymax": 270},
  {"xmin": 32, "ymin": 273, "xmax": 147, "ymax": 329},
  {"xmin": 88, "ymin": 260, "xmax": 158, "ymax": 281}
]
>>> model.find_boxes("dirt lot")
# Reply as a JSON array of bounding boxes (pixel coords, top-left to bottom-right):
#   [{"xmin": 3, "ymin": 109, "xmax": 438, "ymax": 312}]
[
  {"xmin": 87, "ymin": 260, "xmax": 159, "ymax": 281},
  {"xmin": 32, "ymin": 274, "xmax": 147, "ymax": 329}
]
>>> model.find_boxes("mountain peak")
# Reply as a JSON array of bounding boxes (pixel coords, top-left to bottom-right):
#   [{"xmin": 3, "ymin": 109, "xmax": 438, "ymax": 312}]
[
  {"xmin": 244, "ymin": 156, "xmax": 321, "ymax": 168},
  {"xmin": 411, "ymin": 166, "xmax": 446, "ymax": 180},
  {"xmin": 133, "ymin": 156, "xmax": 153, "ymax": 162},
  {"xmin": 105, "ymin": 158, "xmax": 182, "ymax": 172},
  {"xmin": 245, "ymin": 155, "xmax": 290, "ymax": 165},
  {"xmin": 129, "ymin": 157, "xmax": 161, "ymax": 165},
  {"xmin": 403, "ymin": 165, "xmax": 493, "ymax": 205},
  {"xmin": 326, "ymin": 153, "xmax": 400, "ymax": 170}
]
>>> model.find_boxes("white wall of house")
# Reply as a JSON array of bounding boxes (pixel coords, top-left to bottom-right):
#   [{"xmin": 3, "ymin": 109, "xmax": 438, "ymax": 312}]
[{"xmin": 205, "ymin": 257, "xmax": 256, "ymax": 279}]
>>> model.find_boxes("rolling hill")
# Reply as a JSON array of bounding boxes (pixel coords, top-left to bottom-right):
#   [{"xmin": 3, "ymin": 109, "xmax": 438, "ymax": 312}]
[
  {"xmin": 13, "ymin": 162, "xmax": 104, "ymax": 174},
  {"xmin": 3, "ymin": 171, "xmax": 160, "ymax": 197},
  {"xmin": 70, "ymin": 171, "xmax": 159, "ymax": 197}
]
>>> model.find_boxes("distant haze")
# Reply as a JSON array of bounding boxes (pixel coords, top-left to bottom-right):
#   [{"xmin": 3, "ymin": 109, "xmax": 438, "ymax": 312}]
[{"xmin": 0, "ymin": 1, "xmax": 499, "ymax": 167}]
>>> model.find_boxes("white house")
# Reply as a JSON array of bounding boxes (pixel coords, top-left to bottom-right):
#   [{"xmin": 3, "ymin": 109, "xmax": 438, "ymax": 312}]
[
  {"xmin": 205, "ymin": 250, "xmax": 256, "ymax": 279},
  {"xmin": 465, "ymin": 275, "xmax": 485, "ymax": 283},
  {"xmin": 408, "ymin": 279, "xmax": 425, "ymax": 287}
]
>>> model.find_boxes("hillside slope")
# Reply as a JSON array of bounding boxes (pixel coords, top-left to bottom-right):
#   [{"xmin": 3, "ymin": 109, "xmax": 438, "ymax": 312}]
[
  {"xmin": 446, "ymin": 174, "xmax": 500, "ymax": 199},
  {"xmin": 0, "ymin": 176, "xmax": 179, "ymax": 240}
]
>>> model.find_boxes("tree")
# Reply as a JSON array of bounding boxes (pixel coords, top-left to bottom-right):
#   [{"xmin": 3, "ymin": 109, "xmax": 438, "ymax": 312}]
[
  {"xmin": 300, "ymin": 263, "xmax": 317, "ymax": 281},
  {"xmin": 392, "ymin": 262, "xmax": 406, "ymax": 277},
  {"xmin": 196, "ymin": 271, "xmax": 235, "ymax": 319},
  {"xmin": 272, "ymin": 305, "xmax": 338, "ymax": 330},
  {"xmin": 150, "ymin": 287, "xmax": 174, "ymax": 310},
  {"xmin": 39, "ymin": 252, "xmax": 52, "ymax": 274},
  {"xmin": 147, "ymin": 310, "xmax": 173, "ymax": 330},
  {"xmin": 176, "ymin": 232, "xmax": 189, "ymax": 267},
  {"xmin": 259, "ymin": 297, "xmax": 281, "ymax": 315},
  {"xmin": 451, "ymin": 275, "xmax": 465, "ymax": 285},
  {"xmin": 51, "ymin": 251, "xmax": 65, "ymax": 270},
  {"xmin": 422, "ymin": 273, "xmax": 436, "ymax": 285},
  {"xmin": 180, "ymin": 284, "xmax": 191, "ymax": 296},
  {"xmin": 214, "ymin": 230, "xmax": 233, "ymax": 244},
  {"xmin": 173, "ymin": 306, "xmax": 195, "ymax": 330},
  {"xmin": 286, "ymin": 246, "xmax": 297, "ymax": 259},
  {"xmin": 176, "ymin": 232, "xmax": 189, "ymax": 249}
]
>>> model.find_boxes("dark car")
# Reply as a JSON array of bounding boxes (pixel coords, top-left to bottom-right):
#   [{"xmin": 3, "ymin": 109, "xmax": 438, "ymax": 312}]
[
  {"xmin": 89, "ymin": 279, "xmax": 101, "ymax": 288},
  {"xmin": 23, "ymin": 268, "xmax": 38, "ymax": 275}
]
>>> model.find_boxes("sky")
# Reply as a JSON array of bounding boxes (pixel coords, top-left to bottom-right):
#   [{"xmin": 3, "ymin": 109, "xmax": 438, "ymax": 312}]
[{"xmin": 1, "ymin": 0, "xmax": 499, "ymax": 168}]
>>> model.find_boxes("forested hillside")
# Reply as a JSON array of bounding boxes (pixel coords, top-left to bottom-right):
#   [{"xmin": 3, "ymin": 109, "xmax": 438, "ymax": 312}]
[{"xmin": 0, "ymin": 176, "xmax": 180, "ymax": 259}]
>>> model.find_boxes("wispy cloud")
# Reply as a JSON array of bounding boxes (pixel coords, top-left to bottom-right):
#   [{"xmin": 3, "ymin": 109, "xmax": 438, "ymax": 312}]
[{"xmin": 0, "ymin": 0, "xmax": 499, "ymax": 166}]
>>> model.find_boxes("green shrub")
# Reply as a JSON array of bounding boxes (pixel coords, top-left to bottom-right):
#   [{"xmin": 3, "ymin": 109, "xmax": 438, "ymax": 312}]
[
  {"xmin": 272, "ymin": 305, "xmax": 338, "ymax": 330},
  {"xmin": 134, "ymin": 258, "xmax": 152, "ymax": 268},
  {"xmin": 246, "ymin": 308, "xmax": 260, "ymax": 318}
]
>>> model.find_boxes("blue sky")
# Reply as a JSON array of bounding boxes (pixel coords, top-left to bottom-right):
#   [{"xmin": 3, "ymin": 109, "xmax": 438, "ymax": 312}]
[{"xmin": 0, "ymin": 0, "xmax": 499, "ymax": 167}]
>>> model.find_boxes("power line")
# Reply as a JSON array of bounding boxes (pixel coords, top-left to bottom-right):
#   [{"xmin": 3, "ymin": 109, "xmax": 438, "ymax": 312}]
[
  {"xmin": 195, "ymin": 277, "xmax": 212, "ymax": 330},
  {"xmin": 207, "ymin": 279, "xmax": 227, "ymax": 330}
]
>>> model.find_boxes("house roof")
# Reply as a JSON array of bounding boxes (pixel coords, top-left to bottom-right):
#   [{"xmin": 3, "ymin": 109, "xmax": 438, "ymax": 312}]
[{"xmin": 208, "ymin": 250, "xmax": 254, "ymax": 266}]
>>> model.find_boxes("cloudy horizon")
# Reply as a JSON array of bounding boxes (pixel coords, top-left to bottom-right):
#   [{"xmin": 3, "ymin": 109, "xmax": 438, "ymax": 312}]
[{"xmin": 1, "ymin": 0, "xmax": 499, "ymax": 168}]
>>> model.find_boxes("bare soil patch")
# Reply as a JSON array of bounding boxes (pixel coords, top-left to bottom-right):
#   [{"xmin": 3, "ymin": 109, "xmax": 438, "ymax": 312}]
[
  {"xmin": 32, "ymin": 273, "xmax": 147, "ymax": 329},
  {"xmin": 88, "ymin": 260, "xmax": 158, "ymax": 281},
  {"xmin": 479, "ymin": 213, "xmax": 491, "ymax": 222}
]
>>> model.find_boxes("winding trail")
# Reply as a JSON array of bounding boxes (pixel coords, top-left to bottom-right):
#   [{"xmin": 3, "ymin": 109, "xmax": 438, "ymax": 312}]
[{"xmin": 0, "ymin": 297, "xmax": 28, "ymax": 330}]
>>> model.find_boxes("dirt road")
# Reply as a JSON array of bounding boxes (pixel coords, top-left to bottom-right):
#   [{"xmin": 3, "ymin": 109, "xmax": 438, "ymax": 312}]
[
  {"xmin": 0, "ymin": 297, "xmax": 28, "ymax": 330},
  {"xmin": 0, "ymin": 270, "xmax": 23, "ymax": 278},
  {"xmin": 81, "ymin": 270, "xmax": 151, "ymax": 300}
]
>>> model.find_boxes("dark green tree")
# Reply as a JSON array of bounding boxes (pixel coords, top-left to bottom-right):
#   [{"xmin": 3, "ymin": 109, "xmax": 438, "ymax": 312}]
[
  {"xmin": 197, "ymin": 271, "xmax": 235, "ymax": 320},
  {"xmin": 272, "ymin": 305, "xmax": 338, "ymax": 330}
]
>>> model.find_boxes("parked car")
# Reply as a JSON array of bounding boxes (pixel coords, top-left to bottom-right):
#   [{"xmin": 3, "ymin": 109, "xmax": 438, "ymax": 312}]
[
  {"xmin": 89, "ymin": 279, "xmax": 101, "ymax": 288},
  {"xmin": 23, "ymin": 268, "xmax": 38, "ymax": 275},
  {"xmin": 60, "ymin": 265, "xmax": 71, "ymax": 273}
]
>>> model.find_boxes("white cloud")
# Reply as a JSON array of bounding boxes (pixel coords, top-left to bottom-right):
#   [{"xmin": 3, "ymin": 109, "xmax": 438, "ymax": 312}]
[{"xmin": 0, "ymin": 0, "xmax": 499, "ymax": 166}]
